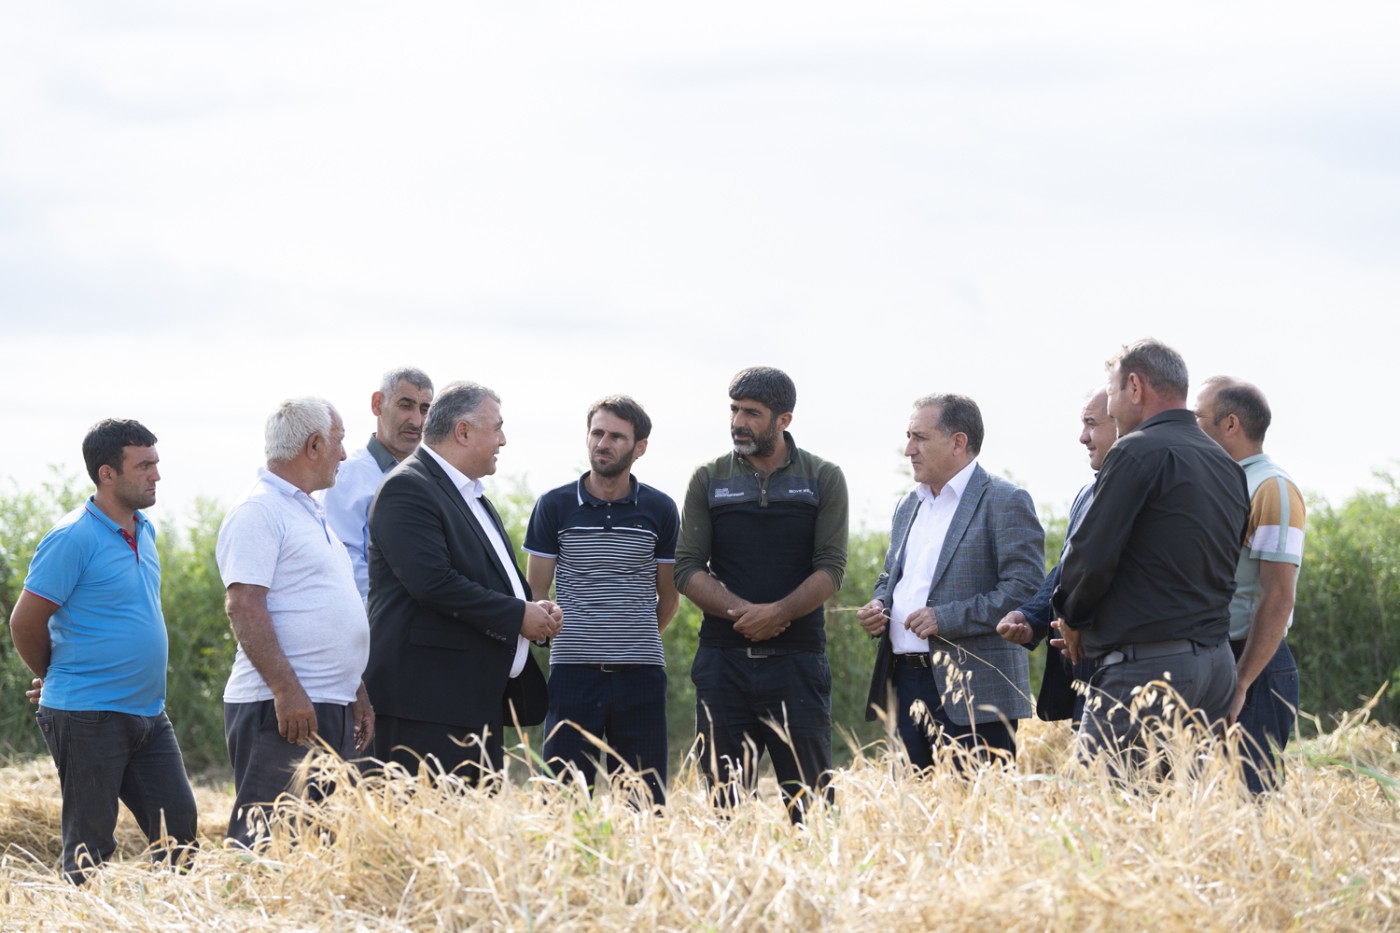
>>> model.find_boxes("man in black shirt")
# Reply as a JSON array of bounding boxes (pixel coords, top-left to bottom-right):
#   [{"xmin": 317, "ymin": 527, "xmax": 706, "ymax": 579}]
[{"xmin": 1052, "ymin": 339, "xmax": 1248, "ymax": 769}]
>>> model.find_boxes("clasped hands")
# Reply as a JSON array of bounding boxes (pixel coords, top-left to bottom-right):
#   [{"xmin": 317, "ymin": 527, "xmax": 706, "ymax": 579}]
[
  {"xmin": 521, "ymin": 599, "xmax": 564, "ymax": 642},
  {"xmin": 727, "ymin": 600, "xmax": 792, "ymax": 641}
]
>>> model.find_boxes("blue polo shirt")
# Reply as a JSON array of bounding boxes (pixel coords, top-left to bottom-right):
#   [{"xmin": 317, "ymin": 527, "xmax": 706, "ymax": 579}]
[
  {"xmin": 524, "ymin": 474, "xmax": 678, "ymax": 666},
  {"xmin": 22, "ymin": 499, "xmax": 168, "ymax": 716}
]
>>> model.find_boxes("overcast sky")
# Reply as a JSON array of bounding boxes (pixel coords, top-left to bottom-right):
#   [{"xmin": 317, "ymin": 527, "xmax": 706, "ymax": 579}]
[{"xmin": 2, "ymin": 1, "xmax": 1396, "ymax": 532}]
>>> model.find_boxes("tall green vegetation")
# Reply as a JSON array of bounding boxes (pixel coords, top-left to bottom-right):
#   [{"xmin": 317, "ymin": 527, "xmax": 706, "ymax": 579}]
[
  {"xmin": 1293, "ymin": 474, "xmax": 1400, "ymax": 725},
  {"xmin": 2, "ymin": 472, "xmax": 1398, "ymax": 769}
]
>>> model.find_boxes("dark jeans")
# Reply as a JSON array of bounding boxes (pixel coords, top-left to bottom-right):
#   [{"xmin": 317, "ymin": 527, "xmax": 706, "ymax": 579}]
[
  {"xmin": 1232, "ymin": 638, "xmax": 1299, "ymax": 794},
  {"xmin": 691, "ymin": 646, "xmax": 832, "ymax": 823},
  {"xmin": 544, "ymin": 664, "xmax": 668, "ymax": 807},
  {"xmin": 891, "ymin": 660, "xmax": 1018, "ymax": 770},
  {"xmin": 36, "ymin": 706, "xmax": 198, "ymax": 884},
  {"xmin": 1077, "ymin": 639, "xmax": 1236, "ymax": 775},
  {"xmin": 224, "ymin": 700, "xmax": 355, "ymax": 849}
]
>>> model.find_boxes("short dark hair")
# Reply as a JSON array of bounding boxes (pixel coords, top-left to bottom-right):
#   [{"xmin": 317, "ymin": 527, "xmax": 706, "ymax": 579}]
[
  {"xmin": 914, "ymin": 394, "xmax": 984, "ymax": 455},
  {"xmin": 1107, "ymin": 338, "xmax": 1189, "ymax": 399},
  {"xmin": 728, "ymin": 366, "xmax": 796, "ymax": 416},
  {"xmin": 379, "ymin": 366, "xmax": 434, "ymax": 398},
  {"xmin": 423, "ymin": 381, "xmax": 499, "ymax": 444},
  {"xmin": 1206, "ymin": 376, "xmax": 1272, "ymax": 442},
  {"xmin": 82, "ymin": 419, "xmax": 158, "ymax": 485},
  {"xmin": 587, "ymin": 395, "xmax": 652, "ymax": 442}
]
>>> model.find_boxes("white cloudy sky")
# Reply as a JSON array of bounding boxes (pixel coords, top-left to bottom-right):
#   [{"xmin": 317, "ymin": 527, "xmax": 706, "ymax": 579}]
[{"xmin": 2, "ymin": 1, "xmax": 1396, "ymax": 531}]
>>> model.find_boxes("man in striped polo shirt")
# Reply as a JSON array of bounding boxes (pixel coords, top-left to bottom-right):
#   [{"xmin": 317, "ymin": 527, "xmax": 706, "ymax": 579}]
[
  {"xmin": 1195, "ymin": 376, "xmax": 1306, "ymax": 793},
  {"xmin": 525, "ymin": 395, "xmax": 680, "ymax": 807}
]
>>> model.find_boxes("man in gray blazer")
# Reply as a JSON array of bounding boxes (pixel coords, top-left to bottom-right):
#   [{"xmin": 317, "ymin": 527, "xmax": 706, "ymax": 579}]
[{"xmin": 858, "ymin": 394, "xmax": 1044, "ymax": 768}]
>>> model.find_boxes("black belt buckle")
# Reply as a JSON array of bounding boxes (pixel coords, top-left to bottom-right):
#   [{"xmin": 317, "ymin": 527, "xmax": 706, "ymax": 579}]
[{"xmin": 894, "ymin": 652, "xmax": 931, "ymax": 669}]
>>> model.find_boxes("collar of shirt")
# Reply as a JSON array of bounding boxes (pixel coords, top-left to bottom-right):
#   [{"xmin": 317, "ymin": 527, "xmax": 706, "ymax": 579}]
[
  {"xmin": 733, "ymin": 430, "xmax": 798, "ymax": 474},
  {"xmin": 576, "ymin": 472, "xmax": 640, "ymax": 507},
  {"xmin": 366, "ymin": 433, "xmax": 399, "ymax": 473},
  {"xmin": 422, "ymin": 445, "xmax": 485, "ymax": 501},
  {"xmin": 82, "ymin": 496, "xmax": 150, "ymax": 534},
  {"xmin": 82, "ymin": 496, "xmax": 149, "ymax": 555},
  {"xmin": 257, "ymin": 467, "xmax": 327, "ymax": 518},
  {"xmin": 918, "ymin": 457, "xmax": 977, "ymax": 506},
  {"xmin": 1135, "ymin": 408, "xmax": 1199, "ymax": 434}
]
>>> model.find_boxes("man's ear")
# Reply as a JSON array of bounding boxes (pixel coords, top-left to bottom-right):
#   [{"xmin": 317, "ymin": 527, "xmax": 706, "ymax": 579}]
[
  {"xmin": 1127, "ymin": 372, "xmax": 1145, "ymax": 403},
  {"xmin": 370, "ymin": 391, "xmax": 386, "ymax": 417},
  {"xmin": 776, "ymin": 411, "xmax": 794, "ymax": 433},
  {"xmin": 634, "ymin": 438, "xmax": 649, "ymax": 460}
]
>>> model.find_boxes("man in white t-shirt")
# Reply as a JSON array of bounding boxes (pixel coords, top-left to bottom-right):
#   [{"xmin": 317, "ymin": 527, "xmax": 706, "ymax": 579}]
[{"xmin": 216, "ymin": 397, "xmax": 374, "ymax": 848}]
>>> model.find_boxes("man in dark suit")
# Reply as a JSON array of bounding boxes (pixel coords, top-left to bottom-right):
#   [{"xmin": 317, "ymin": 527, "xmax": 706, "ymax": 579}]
[
  {"xmin": 365, "ymin": 380, "xmax": 561, "ymax": 783},
  {"xmin": 858, "ymin": 394, "xmax": 1044, "ymax": 769}
]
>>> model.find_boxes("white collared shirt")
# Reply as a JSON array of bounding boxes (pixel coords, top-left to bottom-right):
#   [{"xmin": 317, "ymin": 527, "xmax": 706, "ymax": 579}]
[
  {"xmin": 422, "ymin": 445, "xmax": 529, "ymax": 678},
  {"xmin": 889, "ymin": 458, "xmax": 978, "ymax": 655}
]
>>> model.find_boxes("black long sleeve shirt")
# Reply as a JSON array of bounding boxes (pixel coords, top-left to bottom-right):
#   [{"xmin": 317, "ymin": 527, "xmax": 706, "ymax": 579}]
[{"xmin": 1052, "ymin": 409, "xmax": 1248, "ymax": 656}]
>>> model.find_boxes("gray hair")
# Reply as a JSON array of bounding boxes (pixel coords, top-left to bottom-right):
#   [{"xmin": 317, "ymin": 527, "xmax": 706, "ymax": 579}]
[
  {"xmin": 913, "ymin": 393, "xmax": 984, "ymax": 455},
  {"xmin": 379, "ymin": 366, "xmax": 434, "ymax": 398},
  {"xmin": 423, "ymin": 381, "xmax": 500, "ymax": 444},
  {"xmin": 1107, "ymin": 338, "xmax": 1189, "ymax": 400},
  {"xmin": 265, "ymin": 397, "xmax": 335, "ymax": 464}
]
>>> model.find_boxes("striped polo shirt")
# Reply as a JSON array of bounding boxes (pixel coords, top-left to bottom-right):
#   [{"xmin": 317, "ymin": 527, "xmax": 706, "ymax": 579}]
[
  {"xmin": 523, "ymin": 474, "xmax": 679, "ymax": 666},
  {"xmin": 1229, "ymin": 453, "xmax": 1307, "ymax": 641}
]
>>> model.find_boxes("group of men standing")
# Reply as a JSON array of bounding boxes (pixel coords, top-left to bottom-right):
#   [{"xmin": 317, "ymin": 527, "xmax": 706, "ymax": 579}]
[{"xmin": 10, "ymin": 341, "xmax": 1305, "ymax": 882}]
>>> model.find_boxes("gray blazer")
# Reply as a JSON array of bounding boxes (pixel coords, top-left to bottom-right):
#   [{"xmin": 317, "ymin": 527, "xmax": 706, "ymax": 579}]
[{"xmin": 865, "ymin": 463, "xmax": 1045, "ymax": 726}]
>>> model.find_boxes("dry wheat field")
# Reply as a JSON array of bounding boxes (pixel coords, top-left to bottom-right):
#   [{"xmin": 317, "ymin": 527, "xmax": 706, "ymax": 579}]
[{"xmin": 1, "ymin": 710, "xmax": 1397, "ymax": 932}]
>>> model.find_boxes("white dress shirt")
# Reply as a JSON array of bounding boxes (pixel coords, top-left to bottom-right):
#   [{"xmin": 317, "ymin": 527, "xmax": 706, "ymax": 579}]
[{"xmin": 889, "ymin": 458, "xmax": 978, "ymax": 655}]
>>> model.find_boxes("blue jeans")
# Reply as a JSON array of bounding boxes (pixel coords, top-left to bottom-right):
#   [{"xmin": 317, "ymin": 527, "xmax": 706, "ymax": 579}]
[
  {"xmin": 36, "ymin": 706, "xmax": 198, "ymax": 884},
  {"xmin": 891, "ymin": 661, "xmax": 1018, "ymax": 770},
  {"xmin": 544, "ymin": 664, "xmax": 668, "ymax": 807},
  {"xmin": 1232, "ymin": 639, "xmax": 1299, "ymax": 794},
  {"xmin": 691, "ymin": 646, "xmax": 832, "ymax": 823}
]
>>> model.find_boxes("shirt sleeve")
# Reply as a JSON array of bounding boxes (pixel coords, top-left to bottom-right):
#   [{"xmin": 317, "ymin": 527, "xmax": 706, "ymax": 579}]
[
  {"xmin": 655, "ymin": 492, "xmax": 680, "ymax": 563},
  {"xmin": 1017, "ymin": 563, "xmax": 1059, "ymax": 646},
  {"xmin": 672, "ymin": 466, "xmax": 713, "ymax": 595},
  {"xmin": 21, "ymin": 524, "xmax": 85, "ymax": 608},
  {"xmin": 812, "ymin": 460, "xmax": 849, "ymax": 590},
  {"xmin": 1247, "ymin": 476, "xmax": 1306, "ymax": 565},
  {"xmin": 215, "ymin": 500, "xmax": 283, "ymax": 588},
  {"xmin": 521, "ymin": 495, "xmax": 560, "ymax": 559}
]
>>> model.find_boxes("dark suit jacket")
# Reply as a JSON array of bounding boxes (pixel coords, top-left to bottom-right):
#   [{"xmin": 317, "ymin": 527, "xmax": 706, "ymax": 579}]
[
  {"xmin": 865, "ymin": 464, "xmax": 1044, "ymax": 726},
  {"xmin": 364, "ymin": 447, "xmax": 547, "ymax": 745}
]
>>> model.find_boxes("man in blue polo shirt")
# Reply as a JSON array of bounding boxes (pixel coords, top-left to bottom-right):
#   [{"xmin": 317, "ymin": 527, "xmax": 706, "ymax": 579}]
[
  {"xmin": 525, "ymin": 395, "xmax": 680, "ymax": 807},
  {"xmin": 10, "ymin": 419, "xmax": 197, "ymax": 883}
]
